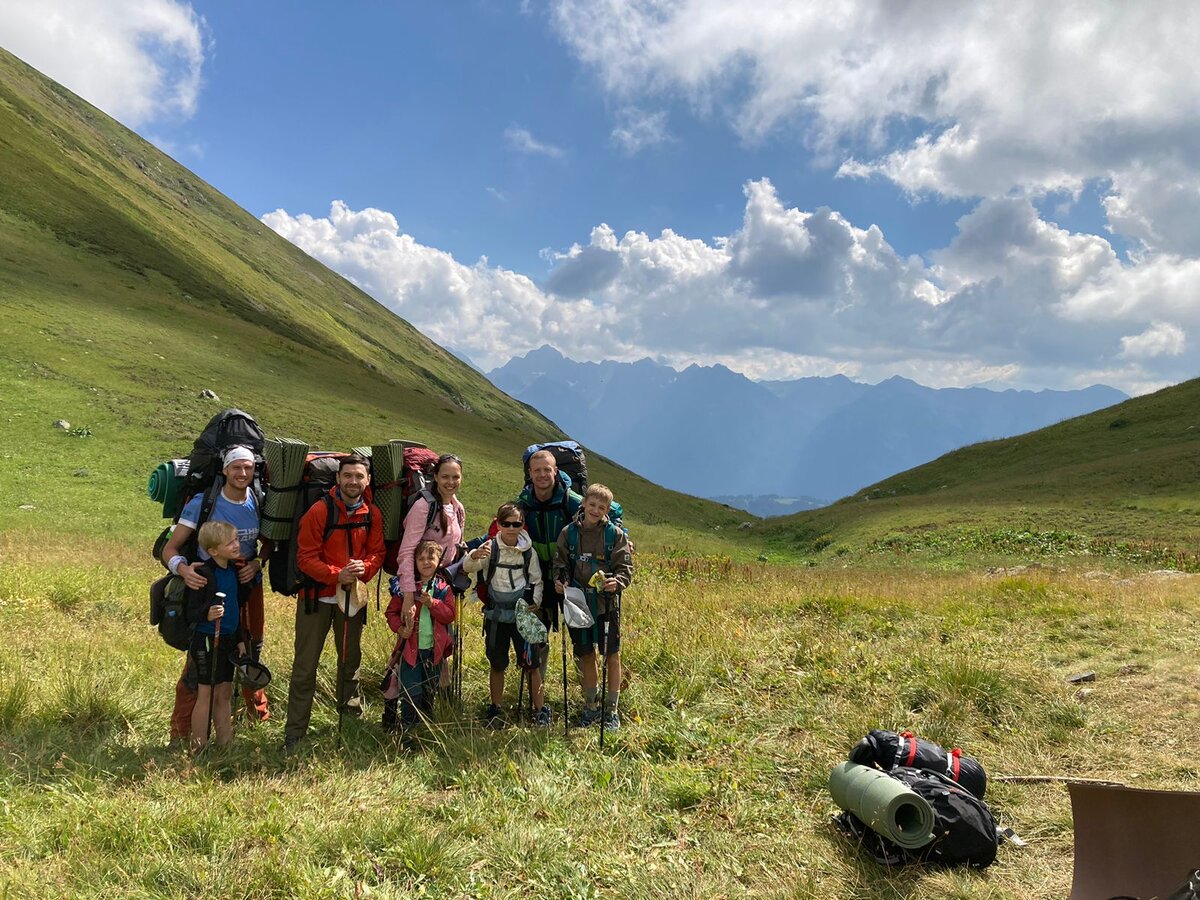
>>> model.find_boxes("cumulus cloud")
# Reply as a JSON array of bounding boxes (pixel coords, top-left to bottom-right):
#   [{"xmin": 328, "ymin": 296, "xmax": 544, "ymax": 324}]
[
  {"xmin": 1119, "ymin": 323, "xmax": 1186, "ymax": 360},
  {"xmin": 504, "ymin": 126, "xmax": 565, "ymax": 159},
  {"xmin": 264, "ymin": 180, "xmax": 1197, "ymax": 394},
  {"xmin": 0, "ymin": 0, "xmax": 206, "ymax": 126}
]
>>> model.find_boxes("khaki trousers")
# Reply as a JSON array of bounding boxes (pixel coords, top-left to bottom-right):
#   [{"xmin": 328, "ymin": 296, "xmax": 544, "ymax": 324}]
[{"xmin": 284, "ymin": 599, "xmax": 365, "ymax": 741}]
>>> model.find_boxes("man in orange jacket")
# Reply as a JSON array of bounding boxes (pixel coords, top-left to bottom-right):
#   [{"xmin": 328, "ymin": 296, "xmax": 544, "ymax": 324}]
[{"xmin": 283, "ymin": 455, "xmax": 384, "ymax": 752}]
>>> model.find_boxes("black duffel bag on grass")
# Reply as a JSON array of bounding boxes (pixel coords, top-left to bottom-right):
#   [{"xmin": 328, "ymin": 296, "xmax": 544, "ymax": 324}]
[{"xmin": 850, "ymin": 729, "xmax": 988, "ymax": 800}]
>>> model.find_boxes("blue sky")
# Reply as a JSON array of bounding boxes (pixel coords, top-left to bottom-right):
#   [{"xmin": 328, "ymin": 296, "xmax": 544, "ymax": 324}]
[{"xmin": 2, "ymin": 1, "xmax": 1198, "ymax": 393}]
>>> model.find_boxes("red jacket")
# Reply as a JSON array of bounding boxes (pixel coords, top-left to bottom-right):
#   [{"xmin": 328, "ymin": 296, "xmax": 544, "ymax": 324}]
[
  {"xmin": 297, "ymin": 487, "xmax": 385, "ymax": 598},
  {"xmin": 385, "ymin": 574, "xmax": 456, "ymax": 666}
]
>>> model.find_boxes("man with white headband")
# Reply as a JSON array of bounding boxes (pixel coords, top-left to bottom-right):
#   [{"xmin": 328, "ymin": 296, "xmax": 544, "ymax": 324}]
[{"xmin": 160, "ymin": 445, "xmax": 270, "ymax": 742}]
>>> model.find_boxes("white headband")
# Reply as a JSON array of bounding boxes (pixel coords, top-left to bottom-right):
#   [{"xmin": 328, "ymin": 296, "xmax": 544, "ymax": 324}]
[{"xmin": 223, "ymin": 446, "xmax": 255, "ymax": 467}]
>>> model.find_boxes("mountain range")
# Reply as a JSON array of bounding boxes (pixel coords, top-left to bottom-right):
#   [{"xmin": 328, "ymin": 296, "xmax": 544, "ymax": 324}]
[{"xmin": 489, "ymin": 346, "xmax": 1127, "ymax": 510}]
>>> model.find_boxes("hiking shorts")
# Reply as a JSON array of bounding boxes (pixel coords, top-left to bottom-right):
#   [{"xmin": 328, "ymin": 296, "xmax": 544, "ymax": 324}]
[
  {"xmin": 188, "ymin": 631, "xmax": 237, "ymax": 685},
  {"xmin": 569, "ymin": 607, "xmax": 620, "ymax": 658},
  {"xmin": 483, "ymin": 618, "xmax": 523, "ymax": 671}
]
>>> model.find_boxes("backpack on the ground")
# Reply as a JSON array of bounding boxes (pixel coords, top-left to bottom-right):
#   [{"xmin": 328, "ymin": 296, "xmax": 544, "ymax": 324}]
[
  {"xmin": 382, "ymin": 446, "xmax": 460, "ymax": 576},
  {"xmin": 149, "ymin": 408, "xmax": 266, "ymax": 567},
  {"xmin": 834, "ymin": 767, "xmax": 999, "ymax": 869},
  {"xmin": 850, "ymin": 729, "xmax": 987, "ymax": 799},
  {"xmin": 267, "ymin": 452, "xmax": 359, "ymax": 599},
  {"xmin": 523, "ymin": 441, "xmax": 587, "ymax": 494},
  {"xmin": 149, "ymin": 573, "xmax": 191, "ymax": 650}
]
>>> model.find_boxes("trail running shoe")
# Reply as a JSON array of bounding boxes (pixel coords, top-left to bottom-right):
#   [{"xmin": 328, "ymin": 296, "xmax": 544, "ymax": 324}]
[
  {"xmin": 533, "ymin": 705, "xmax": 552, "ymax": 728},
  {"xmin": 602, "ymin": 710, "xmax": 621, "ymax": 731},
  {"xmin": 485, "ymin": 704, "xmax": 505, "ymax": 729},
  {"xmin": 580, "ymin": 706, "xmax": 602, "ymax": 727}
]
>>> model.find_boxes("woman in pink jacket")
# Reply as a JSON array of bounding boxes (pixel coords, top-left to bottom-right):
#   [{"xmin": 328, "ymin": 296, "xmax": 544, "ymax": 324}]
[
  {"xmin": 393, "ymin": 453, "xmax": 465, "ymax": 690},
  {"xmin": 394, "ymin": 453, "xmax": 466, "ymax": 603}
]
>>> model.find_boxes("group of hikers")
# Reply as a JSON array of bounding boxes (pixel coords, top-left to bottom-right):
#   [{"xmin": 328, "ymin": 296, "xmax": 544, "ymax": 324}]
[{"xmin": 160, "ymin": 446, "xmax": 633, "ymax": 755}]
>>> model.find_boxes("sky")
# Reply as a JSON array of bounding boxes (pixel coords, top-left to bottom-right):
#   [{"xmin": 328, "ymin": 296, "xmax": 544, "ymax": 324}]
[{"xmin": 2, "ymin": 0, "xmax": 1199, "ymax": 394}]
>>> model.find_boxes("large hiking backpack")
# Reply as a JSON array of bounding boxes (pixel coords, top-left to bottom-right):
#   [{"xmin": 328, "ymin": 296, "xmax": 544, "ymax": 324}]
[
  {"xmin": 850, "ymin": 729, "xmax": 987, "ymax": 800},
  {"xmin": 268, "ymin": 452, "xmax": 354, "ymax": 597},
  {"xmin": 523, "ymin": 441, "xmax": 587, "ymax": 494},
  {"xmin": 149, "ymin": 573, "xmax": 191, "ymax": 650},
  {"xmin": 835, "ymin": 767, "xmax": 999, "ymax": 869},
  {"xmin": 382, "ymin": 447, "xmax": 462, "ymax": 576},
  {"xmin": 150, "ymin": 408, "xmax": 266, "ymax": 568}
]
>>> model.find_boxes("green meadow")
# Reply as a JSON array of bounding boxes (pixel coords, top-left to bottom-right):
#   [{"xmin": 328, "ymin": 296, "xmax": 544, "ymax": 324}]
[{"xmin": 3, "ymin": 45, "xmax": 1200, "ymax": 899}]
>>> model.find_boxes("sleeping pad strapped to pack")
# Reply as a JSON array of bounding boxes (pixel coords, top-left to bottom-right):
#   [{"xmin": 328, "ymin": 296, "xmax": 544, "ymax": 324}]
[{"xmin": 268, "ymin": 452, "xmax": 351, "ymax": 598}]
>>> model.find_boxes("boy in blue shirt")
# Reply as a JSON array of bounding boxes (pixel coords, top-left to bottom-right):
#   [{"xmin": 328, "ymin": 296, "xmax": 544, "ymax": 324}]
[{"xmin": 185, "ymin": 520, "xmax": 248, "ymax": 753}]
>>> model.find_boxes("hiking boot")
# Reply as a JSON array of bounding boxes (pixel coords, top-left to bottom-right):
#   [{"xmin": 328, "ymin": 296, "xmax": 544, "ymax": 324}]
[
  {"xmin": 282, "ymin": 735, "xmax": 302, "ymax": 755},
  {"xmin": 602, "ymin": 709, "xmax": 621, "ymax": 731},
  {"xmin": 533, "ymin": 705, "xmax": 552, "ymax": 728},
  {"xmin": 580, "ymin": 706, "xmax": 602, "ymax": 727},
  {"xmin": 485, "ymin": 704, "xmax": 505, "ymax": 729}
]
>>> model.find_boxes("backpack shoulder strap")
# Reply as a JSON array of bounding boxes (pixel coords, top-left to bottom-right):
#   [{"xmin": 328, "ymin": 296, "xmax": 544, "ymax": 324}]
[
  {"xmin": 485, "ymin": 539, "xmax": 501, "ymax": 584},
  {"xmin": 521, "ymin": 548, "xmax": 533, "ymax": 585},
  {"xmin": 421, "ymin": 488, "xmax": 438, "ymax": 532},
  {"xmin": 603, "ymin": 521, "xmax": 617, "ymax": 562},
  {"xmin": 321, "ymin": 494, "xmax": 339, "ymax": 542}
]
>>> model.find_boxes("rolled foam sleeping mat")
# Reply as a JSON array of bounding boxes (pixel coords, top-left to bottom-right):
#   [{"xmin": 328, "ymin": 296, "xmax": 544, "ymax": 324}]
[
  {"xmin": 829, "ymin": 761, "xmax": 936, "ymax": 850},
  {"xmin": 261, "ymin": 438, "xmax": 310, "ymax": 541},
  {"xmin": 148, "ymin": 459, "xmax": 189, "ymax": 518},
  {"xmin": 371, "ymin": 441, "xmax": 405, "ymax": 541}
]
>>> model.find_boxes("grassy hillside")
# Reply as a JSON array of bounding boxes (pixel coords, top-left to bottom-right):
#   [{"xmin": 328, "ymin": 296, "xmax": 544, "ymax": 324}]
[
  {"xmin": 762, "ymin": 378, "xmax": 1200, "ymax": 568},
  {"xmin": 0, "ymin": 45, "xmax": 747, "ymax": 548}
]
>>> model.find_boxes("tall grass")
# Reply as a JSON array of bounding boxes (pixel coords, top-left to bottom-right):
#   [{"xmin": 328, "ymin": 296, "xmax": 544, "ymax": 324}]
[{"xmin": 3, "ymin": 546, "xmax": 1198, "ymax": 897}]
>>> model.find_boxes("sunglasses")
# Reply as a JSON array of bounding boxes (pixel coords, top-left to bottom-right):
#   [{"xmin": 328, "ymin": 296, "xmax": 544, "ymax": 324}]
[{"xmin": 499, "ymin": 520, "xmax": 524, "ymax": 528}]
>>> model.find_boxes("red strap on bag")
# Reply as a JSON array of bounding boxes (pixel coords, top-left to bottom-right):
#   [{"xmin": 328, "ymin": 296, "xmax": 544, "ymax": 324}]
[
  {"xmin": 950, "ymin": 747, "xmax": 962, "ymax": 782},
  {"xmin": 900, "ymin": 731, "xmax": 919, "ymax": 767}
]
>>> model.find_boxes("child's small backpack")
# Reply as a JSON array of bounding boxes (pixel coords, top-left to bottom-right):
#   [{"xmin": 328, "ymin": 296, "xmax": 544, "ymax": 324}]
[{"xmin": 149, "ymin": 574, "xmax": 191, "ymax": 650}]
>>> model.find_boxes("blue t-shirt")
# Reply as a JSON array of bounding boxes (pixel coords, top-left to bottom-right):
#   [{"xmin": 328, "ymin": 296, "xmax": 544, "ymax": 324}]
[
  {"xmin": 179, "ymin": 490, "xmax": 259, "ymax": 562},
  {"xmin": 196, "ymin": 563, "xmax": 240, "ymax": 637}
]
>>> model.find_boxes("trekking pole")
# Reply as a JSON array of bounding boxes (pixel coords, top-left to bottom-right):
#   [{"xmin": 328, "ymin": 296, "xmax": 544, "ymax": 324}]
[
  {"xmin": 560, "ymin": 595, "xmax": 569, "ymax": 739},
  {"xmin": 205, "ymin": 592, "xmax": 225, "ymax": 751},
  {"xmin": 599, "ymin": 611, "xmax": 609, "ymax": 750},
  {"xmin": 517, "ymin": 665, "xmax": 525, "ymax": 724},
  {"xmin": 454, "ymin": 589, "xmax": 463, "ymax": 706},
  {"xmin": 338, "ymin": 585, "xmax": 350, "ymax": 741}
]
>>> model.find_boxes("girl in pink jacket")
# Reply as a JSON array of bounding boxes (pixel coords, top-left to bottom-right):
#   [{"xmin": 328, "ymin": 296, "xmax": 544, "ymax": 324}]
[{"xmin": 382, "ymin": 541, "xmax": 457, "ymax": 730}]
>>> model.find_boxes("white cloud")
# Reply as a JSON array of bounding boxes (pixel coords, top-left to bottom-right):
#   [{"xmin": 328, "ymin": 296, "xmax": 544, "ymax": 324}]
[
  {"xmin": 611, "ymin": 108, "xmax": 670, "ymax": 154},
  {"xmin": 1119, "ymin": 323, "xmax": 1186, "ymax": 360},
  {"xmin": 547, "ymin": 1, "xmax": 1200, "ymax": 209},
  {"xmin": 0, "ymin": 0, "xmax": 207, "ymax": 126},
  {"xmin": 504, "ymin": 126, "xmax": 565, "ymax": 159},
  {"xmin": 264, "ymin": 181, "xmax": 1198, "ymax": 395}
]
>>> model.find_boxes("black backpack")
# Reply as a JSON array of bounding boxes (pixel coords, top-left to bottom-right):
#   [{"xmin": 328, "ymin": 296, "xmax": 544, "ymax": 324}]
[
  {"xmin": 835, "ymin": 767, "xmax": 999, "ymax": 869},
  {"xmin": 151, "ymin": 408, "xmax": 266, "ymax": 567},
  {"xmin": 268, "ymin": 453, "xmax": 349, "ymax": 598},
  {"xmin": 149, "ymin": 574, "xmax": 191, "ymax": 650},
  {"xmin": 850, "ymin": 729, "xmax": 987, "ymax": 800}
]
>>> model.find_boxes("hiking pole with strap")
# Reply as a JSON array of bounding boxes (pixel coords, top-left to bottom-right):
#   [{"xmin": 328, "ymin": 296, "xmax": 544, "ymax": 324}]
[{"xmin": 517, "ymin": 666, "xmax": 525, "ymax": 724}]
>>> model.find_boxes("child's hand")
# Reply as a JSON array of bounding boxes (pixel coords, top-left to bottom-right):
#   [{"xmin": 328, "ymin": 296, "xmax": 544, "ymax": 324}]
[
  {"xmin": 207, "ymin": 603, "xmax": 224, "ymax": 622},
  {"xmin": 237, "ymin": 642, "xmax": 247, "ymax": 657},
  {"xmin": 603, "ymin": 577, "xmax": 620, "ymax": 593},
  {"xmin": 471, "ymin": 542, "xmax": 491, "ymax": 560},
  {"xmin": 554, "ymin": 580, "xmax": 566, "ymax": 594}
]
